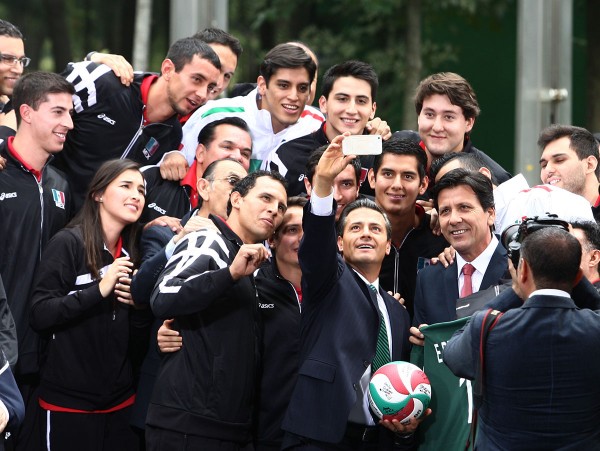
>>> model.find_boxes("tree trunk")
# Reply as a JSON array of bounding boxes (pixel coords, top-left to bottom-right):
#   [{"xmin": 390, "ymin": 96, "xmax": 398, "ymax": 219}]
[
  {"xmin": 401, "ymin": 0, "xmax": 422, "ymax": 130},
  {"xmin": 44, "ymin": 0, "xmax": 72, "ymax": 70},
  {"xmin": 133, "ymin": 0, "xmax": 153, "ymax": 71}
]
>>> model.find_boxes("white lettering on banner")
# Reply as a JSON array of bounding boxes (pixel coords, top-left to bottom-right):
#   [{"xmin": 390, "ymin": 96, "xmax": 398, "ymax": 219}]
[
  {"xmin": 459, "ymin": 378, "xmax": 474, "ymax": 424},
  {"xmin": 433, "ymin": 341, "xmax": 447, "ymax": 363}
]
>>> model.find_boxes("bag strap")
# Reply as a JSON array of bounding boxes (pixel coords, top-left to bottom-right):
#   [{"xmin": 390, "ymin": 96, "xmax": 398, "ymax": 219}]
[{"xmin": 465, "ymin": 308, "xmax": 503, "ymax": 450}]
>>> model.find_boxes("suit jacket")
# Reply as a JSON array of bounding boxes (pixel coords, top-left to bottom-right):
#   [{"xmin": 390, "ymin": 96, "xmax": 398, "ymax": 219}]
[
  {"xmin": 413, "ymin": 241, "xmax": 508, "ymax": 326},
  {"xmin": 281, "ymin": 203, "xmax": 411, "ymax": 445},
  {"xmin": 444, "ymin": 294, "xmax": 600, "ymax": 449},
  {"xmin": 130, "ymin": 225, "xmax": 175, "ymax": 306}
]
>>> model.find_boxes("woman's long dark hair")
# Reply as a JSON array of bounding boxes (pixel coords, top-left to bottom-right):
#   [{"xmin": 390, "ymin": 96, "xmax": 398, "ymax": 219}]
[{"xmin": 68, "ymin": 159, "xmax": 144, "ymax": 280}]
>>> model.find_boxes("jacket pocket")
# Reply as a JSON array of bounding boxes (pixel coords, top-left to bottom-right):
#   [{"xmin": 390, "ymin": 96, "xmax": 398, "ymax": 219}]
[{"xmin": 298, "ymin": 359, "xmax": 336, "ymax": 382}]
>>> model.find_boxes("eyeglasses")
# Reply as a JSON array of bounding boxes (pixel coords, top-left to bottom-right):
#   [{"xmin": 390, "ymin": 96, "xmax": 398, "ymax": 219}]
[
  {"xmin": 207, "ymin": 176, "xmax": 241, "ymax": 187},
  {"xmin": 0, "ymin": 53, "xmax": 31, "ymax": 67},
  {"xmin": 217, "ymin": 176, "xmax": 241, "ymax": 187}
]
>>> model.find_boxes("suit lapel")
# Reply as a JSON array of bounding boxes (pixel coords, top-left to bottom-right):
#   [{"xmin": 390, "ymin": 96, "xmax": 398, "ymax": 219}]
[
  {"xmin": 480, "ymin": 242, "xmax": 508, "ymax": 290},
  {"xmin": 445, "ymin": 263, "xmax": 460, "ymax": 320}
]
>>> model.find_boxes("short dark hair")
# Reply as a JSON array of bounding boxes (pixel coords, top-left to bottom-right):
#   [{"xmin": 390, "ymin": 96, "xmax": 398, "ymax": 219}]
[
  {"xmin": 414, "ymin": 72, "xmax": 480, "ymax": 120},
  {"xmin": 433, "ymin": 168, "xmax": 494, "ymax": 211},
  {"xmin": 521, "ymin": 227, "xmax": 581, "ymax": 291},
  {"xmin": 197, "ymin": 116, "xmax": 251, "ymax": 147},
  {"xmin": 13, "ymin": 72, "xmax": 75, "ymax": 125},
  {"xmin": 321, "ymin": 60, "xmax": 378, "ymax": 102},
  {"xmin": 273, "ymin": 196, "xmax": 307, "ymax": 239},
  {"xmin": 226, "ymin": 170, "xmax": 287, "ymax": 215},
  {"xmin": 306, "ymin": 145, "xmax": 361, "ymax": 186},
  {"xmin": 260, "ymin": 43, "xmax": 317, "ymax": 86},
  {"xmin": 537, "ymin": 124, "xmax": 600, "ymax": 178},
  {"xmin": 337, "ymin": 198, "xmax": 392, "ymax": 239},
  {"xmin": 202, "ymin": 157, "xmax": 245, "ymax": 181},
  {"xmin": 430, "ymin": 151, "xmax": 495, "ymax": 185},
  {"xmin": 192, "ymin": 28, "xmax": 243, "ymax": 59},
  {"xmin": 166, "ymin": 37, "xmax": 221, "ymax": 73},
  {"xmin": 372, "ymin": 137, "xmax": 427, "ymax": 182},
  {"xmin": 0, "ymin": 19, "xmax": 23, "ymax": 39},
  {"xmin": 571, "ymin": 221, "xmax": 600, "ymax": 253},
  {"xmin": 286, "ymin": 195, "xmax": 308, "ymax": 209}
]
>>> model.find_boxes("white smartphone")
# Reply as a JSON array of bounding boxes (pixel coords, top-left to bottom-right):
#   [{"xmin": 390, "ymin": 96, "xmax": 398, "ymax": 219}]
[{"xmin": 341, "ymin": 135, "xmax": 382, "ymax": 156}]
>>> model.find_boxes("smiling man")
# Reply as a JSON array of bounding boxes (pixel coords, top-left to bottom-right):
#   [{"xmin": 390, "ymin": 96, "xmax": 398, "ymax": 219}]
[
  {"xmin": 178, "ymin": 43, "xmax": 322, "ymax": 173},
  {"xmin": 396, "ymin": 72, "xmax": 511, "ymax": 187},
  {"xmin": 282, "ymin": 134, "xmax": 423, "ymax": 450},
  {"xmin": 53, "ymin": 37, "xmax": 221, "ymax": 212},
  {"xmin": 147, "ymin": 170, "xmax": 287, "ymax": 450},
  {"xmin": 264, "ymin": 60, "xmax": 391, "ymax": 196},
  {"xmin": 0, "ymin": 72, "xmax": 74, "ymax": 450},
  {"xmin": 140, "ymin": 117, "xmax": 253, "ymax": 222},
  {"xmin": 538, "ymin": 124, "xmax": 600, "ymax": 221},
  {"xmin": 369, "ymin": 137, "xmax": 448, "ymax": 318},
  {"xmin": 413, "ymin": 169, "xmax": 508, "ymax": 327}
]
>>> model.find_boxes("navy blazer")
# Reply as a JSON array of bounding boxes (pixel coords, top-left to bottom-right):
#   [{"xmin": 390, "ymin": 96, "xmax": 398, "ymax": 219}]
[
  {"xmin": 413, "ymin": 241, "xmax": 507, "ymax": 326},
  {"xmin": 130, "ymin": 225, "xmax": 174, "ymax": 306},
  {"xmin": 282, "ymin": 203, "xmax": 411, "ymax": 445},
  {"xmin": 444, "ymin": 294, "xmax": 600, "ymax": 449}
]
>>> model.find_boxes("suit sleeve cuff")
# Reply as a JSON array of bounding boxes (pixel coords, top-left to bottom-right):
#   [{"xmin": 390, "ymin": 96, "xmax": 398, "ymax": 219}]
[{"xmin": 310, "ymin": 189, "xmax": 334, "ymax": 216}]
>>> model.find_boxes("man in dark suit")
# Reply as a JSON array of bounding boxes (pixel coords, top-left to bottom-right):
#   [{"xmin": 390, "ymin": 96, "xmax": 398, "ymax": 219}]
[
  {"xmin": 282, "ymin": 134, "xmax": 427, "ymax": 450},
  {"xmin": 412, "ymin": 169, "xmax": 507, "ymax": 329},
  {"xmin": 444, "ymin": 227, "xmax": 600, "ymax": 449}
]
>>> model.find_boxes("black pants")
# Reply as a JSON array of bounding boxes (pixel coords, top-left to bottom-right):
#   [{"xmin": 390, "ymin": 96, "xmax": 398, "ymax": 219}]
[
  {"xmin": 42, "ymin": 407, "xmax": 138, "ymax": 451},
  {"xmin": 145, "ymin": 425, "xmax": 254, "ymax": 451}
]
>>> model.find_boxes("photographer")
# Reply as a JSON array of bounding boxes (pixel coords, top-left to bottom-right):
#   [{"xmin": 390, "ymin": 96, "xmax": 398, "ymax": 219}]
[{"xmin": 444, "ymin": 225, "xmax": 600, "ymax": 449}]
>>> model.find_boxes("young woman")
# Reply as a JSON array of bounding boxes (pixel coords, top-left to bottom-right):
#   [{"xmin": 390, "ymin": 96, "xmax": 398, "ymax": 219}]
[{"xmin": 30, "ymin": 159, "xmax": 145, "ymax": 450}]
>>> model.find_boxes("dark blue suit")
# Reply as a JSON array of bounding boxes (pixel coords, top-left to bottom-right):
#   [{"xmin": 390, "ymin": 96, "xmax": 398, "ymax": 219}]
[
  {"xmin": 444, "ymin": 294, "xmax": 600, "ymax": 449},
  {"xmin": 282, "ymin": 203, "xmax": 412, "ymax": 446},
  {"xmin": 129, "ymin": 224, "xmax": 175, "ymax": 430},
  {"xmin": 413, "ymin": 242, "xmax": 507, "ymax": 326}
]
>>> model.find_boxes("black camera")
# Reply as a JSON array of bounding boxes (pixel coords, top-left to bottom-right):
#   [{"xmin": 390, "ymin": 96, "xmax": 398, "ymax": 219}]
[{"xmin": 500, "ymin": 213, "xmax": 570, "ymax": 268}]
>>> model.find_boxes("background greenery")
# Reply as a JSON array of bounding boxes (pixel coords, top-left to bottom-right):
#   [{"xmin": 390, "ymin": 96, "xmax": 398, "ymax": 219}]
[{"xmin": 1, "ymin": 0, "xmax": 595, "ymax": 173}]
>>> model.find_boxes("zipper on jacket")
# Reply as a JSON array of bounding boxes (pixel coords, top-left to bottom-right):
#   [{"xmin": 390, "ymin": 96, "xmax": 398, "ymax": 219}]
[
  {"xmin": 121, "ymin": 114, "xmax": 145, "ymax": 159},
  {"xmin": 392, "ymin": 227, "xmax": 415, "ymax": 294},
  {"xmin": 36, "ymin": 177, "xmax": 44, "ymax": 261}
]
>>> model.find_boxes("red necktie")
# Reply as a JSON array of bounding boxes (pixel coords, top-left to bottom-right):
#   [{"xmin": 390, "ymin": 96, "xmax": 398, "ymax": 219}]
[{"xmin": 461, "ymin": 263, "xmax": 475, "ymax": 298}]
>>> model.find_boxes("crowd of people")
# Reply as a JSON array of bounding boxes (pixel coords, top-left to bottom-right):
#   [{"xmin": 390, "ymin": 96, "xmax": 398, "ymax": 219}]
[{"xmin": 1, "ymin": 16, "xmax": 600, "ymax": 451}]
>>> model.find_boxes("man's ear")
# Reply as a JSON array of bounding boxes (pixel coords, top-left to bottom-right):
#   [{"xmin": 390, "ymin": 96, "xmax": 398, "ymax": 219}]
[
  {"xmin": 370, "ymin": 101, "xmax": 377, "ymax": 121},
  {"xmin": 318, "ymin": 95, "xmax": 328, "ymax": 115},
  {"xmin": 465, "ymin": 116, "xmax": 475, "ymax": 134},
  {"xmin": 419, "ymin": 175, "xmax": 429, "ymax": 195},
  {"xmin": 478, "ymin": 167, "xmax": 493, "ymax": 181},
  {"xmin": 229, "ymin": 190, "xmax": 242, "ymax": 212},
  {"xmin": 257, "ymin": 76, "xmax": 267, "ymax": 97},
  {"xmin": 385, "ymin": 239, "xmax": 391, "ymax": 256},
  {"xmin": 588, "ymin": 249, "xmax": 600, "ymax": 270},
  {"xmin": 19, "ymin": 104, "xmax": 32, "ymax": 124},
  {"xmin": 586, "ymin": 156, "xmax": 598, "ymax": 176},
  {"xmin": 197, "ymin": 178, "xmax": 210, "ymax": 201},
  {"xmin": 304, "ymin": 177, "xmax": 312, "ymax": 196},
  {"xmin": 161, "ymin": 58, "xmax": 176, "ymax": 80},
  {"xmin": 337, "ymin": 235, "xmax": 344, "ymax": 253},
  {"xmin": 487, "ymin": 207, "xmax": 496, "ymax": 227},
  {"xmin": 195, "ymin": 144, "xmax": 206, "ymax": 167},
  {"xmin": 368, "ymin": 168, "xmax": 376, "ymax": 189}
]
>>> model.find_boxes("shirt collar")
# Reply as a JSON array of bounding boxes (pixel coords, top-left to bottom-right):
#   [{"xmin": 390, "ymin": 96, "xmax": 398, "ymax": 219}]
[
  {"xmin": 140, "ymin": 74, "xmax": 159, "ymax": 125},
  {"xmin": 7, "ymin": 136, "xmax": 43, "ymax": 182},
  {"xmin": 456, "ymin": 234, "xmax": 499, "ymax": 278},
  {"xmin": 353, "ymin": 269, "xmax": 379, "ymax": 292},
  {"xmin": 529, "ymin": 288, "xmax": 570, "ymax": 298}
]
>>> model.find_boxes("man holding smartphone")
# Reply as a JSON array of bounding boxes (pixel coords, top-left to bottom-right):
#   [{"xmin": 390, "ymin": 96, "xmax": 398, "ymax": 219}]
[{"xmin": 263, "ymin": 60, "xmax": 391, "ymax": 197}]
